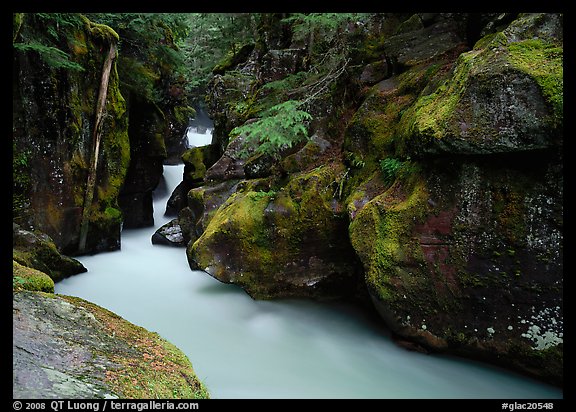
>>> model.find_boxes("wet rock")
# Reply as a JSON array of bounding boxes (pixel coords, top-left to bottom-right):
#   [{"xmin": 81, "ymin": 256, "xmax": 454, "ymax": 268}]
[
  {"xmin": 344, "ymin": 13, "xmax": 563, "ymax": 386},
  {"xmin": 165, "ymin": 144, "xmax": 220, "ymax": 217},
  {"xmin": 13, "ymin": 224, "xmax": 86, "ymax": 282},
  {"xmin": 359, "ymin": 60, "xmax": 390, "ymax": 86},
  {"xmin": 400, "ymin": 14, "xmax": 563, "ymax": 155},
  {"xmin": 13, "ymin": 15, "xmax": 129, "ymax": 255},
  {"xmin": 382, "ymin": 15, "xmax": 466, "ymax": 71},
  {"xmin": 151, "ymin": 219, "xmax": 186, "ymax": 247}
]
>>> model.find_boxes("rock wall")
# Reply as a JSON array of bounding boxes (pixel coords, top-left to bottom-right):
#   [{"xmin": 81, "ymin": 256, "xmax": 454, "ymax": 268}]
[
  {"xmin": 13, "ymin": 13, "xmax": 194, "ymax": 250},
  {"xmin": 179, "ymin": 13, "xmax": 562, "ymax": 385},
  {"xmin": 13, "ymin": 14, "xmax": 129, "ymax": 255},
  {"xmin": 346, "ymin": 13, "xmax": 563, "ymax": 384}
]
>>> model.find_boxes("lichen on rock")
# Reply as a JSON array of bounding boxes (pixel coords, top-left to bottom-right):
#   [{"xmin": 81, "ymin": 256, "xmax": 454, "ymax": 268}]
[{"xmin": 13, "ymin": 291, "xmax": 209, "ymax": 399}]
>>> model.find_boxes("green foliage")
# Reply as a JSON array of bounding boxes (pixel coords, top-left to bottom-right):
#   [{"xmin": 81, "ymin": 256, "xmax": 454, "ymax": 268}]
[
  {"xmin": 34, "ymin": 13, "xmax": 84, "ymax": 39},
  {"xmin": 86, "ymin": 13, "xmax": 191, "ymax": 105},
  {"xmin": 13, "ymin": 41, "xmax": 85, "ymax": 71},
  {"xmin": 283, "ymin": 13, "xmax": 367, "ymax": 49},
  {"xmin": 13, "ymin": 13, "xmax": 85, "ymax": 72},
  {"xmin": 249, "ymin": 190, "xmax": 277, "ymax": 201},
  {"xmin": 230, "ymin": 100, "xmax": 313, "ymax": 158},
  {"xmin": 345, "ymin": 152, "xmax": 366, "ymax": 169},
  {"xmin": 379, "ymin": 158, "xmax": 404, "ymax": 184},
  {"xmin": 180, "ymin": 13, "xmax": 257, "ymax": 97}
]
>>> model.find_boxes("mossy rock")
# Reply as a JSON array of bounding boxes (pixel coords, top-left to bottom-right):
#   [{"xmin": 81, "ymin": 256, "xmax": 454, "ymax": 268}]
[
  {"xmin": 188, "ymin": 162, "xmax": 362, "ymax": 300},
  {"xmin": 13, "ymin": 261, "xmax": 54, "ymax": 293},
  {"xmin": 13, "ymin": 224, "xmax": 87, "ymax": 282},
  {"xmin": 13, "ymin": 291, "xmax": 209, "ymax": 399},
  {"xmin": 13, "ymin": 15, "xmax": 129, "ymax": 254},
  {"xmin": 182, "ymin": 144, "xmax": 220, "ymax": 185},
  {"xmin": 347, "ymin": 152, "xmax": 563, "ymax": 386},
  {"xmin": 399, "ymin": 14, "xmax": 563, "ymax": 155}
]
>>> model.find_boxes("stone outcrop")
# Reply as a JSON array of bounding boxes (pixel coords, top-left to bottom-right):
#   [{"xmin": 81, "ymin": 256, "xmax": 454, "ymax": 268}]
[
  {"xmin": 178, "ymin": 12, "xmax": 563, "ymax": 385},
  {"xmin": 345, "ymin": 12, "xmax": 563, "ymax": 384},
  {"xmin": 187, "ymin": 162, "xmax": 363, "ymax": 299},
  {"xmin": 13, "ymin": 13, "xmax": 195, "ymax": 251},
  {"xmin": 13, "ymin": 291, "xmax": 209, "ymax": 399},
  {"xmin": 13, "ymin": 14, "xmax": 129, "ymax": 255},
  {"xmin": 13, "ymin": 223, "xmax": 87, "ymax": 282}
]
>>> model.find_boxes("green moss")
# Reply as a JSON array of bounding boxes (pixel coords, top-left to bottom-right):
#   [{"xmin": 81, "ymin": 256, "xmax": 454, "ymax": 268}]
[
  {"xmin": 183, "ymin": 147, "xmax": 208, "ymax": 181},
  {"xmin": 62, "ymin": 296, "xmax": 209, "ymax": 399},
  {"xmin": 13, "ymin": 260, "xmax": 55, "ymax": 293},
  {"xmin": 399, "ymin": 51, "xmax": 473, "ymax": 141},
  {"xmin": 349, "ymin": 167, "xmax": 429, "ymax": 303},
  {"xmin": 173, "ymin": 105, "xmax": 196, "ymax": 125},
  {"xmin": 507, "ymin": 39, "xmax": 563, "ymax": 126},
  {"xmin": 80, "ymin": 15, "xmax": 120, "ymax": 43},
  {"xmin": 400, "ymin": 32, "xmax": 563, "ymax": 144},
  {"xmin": 104, "ymin": 206, "xmax": 122, "ymax": 222},
  {"xmin": 189, "ymin": 162, "xmax": 354, "ymax": 298}
]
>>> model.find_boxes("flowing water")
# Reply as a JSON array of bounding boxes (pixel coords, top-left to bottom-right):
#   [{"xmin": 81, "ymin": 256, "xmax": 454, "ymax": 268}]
[{"xmin": 55, "ymin": 130, "xmax": 562, "ymax": 399}]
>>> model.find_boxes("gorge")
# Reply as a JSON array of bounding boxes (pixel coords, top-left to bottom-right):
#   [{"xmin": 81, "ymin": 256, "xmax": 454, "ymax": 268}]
[{"xmin": 13, "ymin": 12, "xmax": 563, "ymax": 399}]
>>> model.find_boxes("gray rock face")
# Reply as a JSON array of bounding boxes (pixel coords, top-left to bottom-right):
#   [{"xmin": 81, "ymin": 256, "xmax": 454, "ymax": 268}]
[
  {"xmin": 13, "ymin": 291, "xmax": 209, "ymax": 399},
  {"xmin": 13, "ymin": 292, "xmax": 121, "ymax": 399},
  {"xmin": 151, "ymin": 219, "xmax": 186, "ymax": 247}
]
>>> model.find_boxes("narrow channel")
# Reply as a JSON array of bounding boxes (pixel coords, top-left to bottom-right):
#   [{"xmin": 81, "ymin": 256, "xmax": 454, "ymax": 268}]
[{"xmin": 55, "ymin": 129, "xmax": 562, "ymax": 399}]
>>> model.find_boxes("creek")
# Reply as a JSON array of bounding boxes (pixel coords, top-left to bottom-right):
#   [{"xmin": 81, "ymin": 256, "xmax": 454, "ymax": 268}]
[{"xmin": 54, "ymin": 130, "xmax": 562, "ymax": 399}]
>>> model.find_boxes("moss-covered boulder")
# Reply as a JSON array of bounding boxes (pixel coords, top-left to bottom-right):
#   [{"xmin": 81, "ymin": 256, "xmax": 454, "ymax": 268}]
[
  {"xmin": 187, "ymin": 162, "xmax": 362, "ymax": 299},
  {"xmin": 345, "ymin": 13, "xmax": 563, "ymax": 386},
  {"xmin": 13, "ymin": 223, "xmax": 86, "ymax": 282},
  {"xmin": 179, "ymin": 179, "xmax": 241, "ymax": 246},
  {"xmin": 399, "ymin": 13, "xmax": 563, "ymax": 155},
  {"xmin": 13, "ymin": 261, "xmax": 55, "ymax": 293},
  {"xmin": 13, "ymin": 291, "xmax": 209, "ymax": 399}
]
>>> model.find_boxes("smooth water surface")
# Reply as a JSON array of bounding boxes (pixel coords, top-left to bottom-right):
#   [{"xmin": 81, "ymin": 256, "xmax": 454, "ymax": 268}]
[{"xmin": 55, "ymin": 164, "xmax": 563, "ymax": 399}]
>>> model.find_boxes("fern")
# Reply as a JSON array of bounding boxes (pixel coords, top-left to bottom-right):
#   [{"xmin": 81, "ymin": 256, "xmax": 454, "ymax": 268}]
[
  {"xmin": 379, "ymin": 158, "xmax": 403, "ymax": 184},
  {"xmin": 13, "ymin": 41, "xmax": 84, "ymax": 72},
  {"xmin": 230, "ymin": 100, "xmax": 313, "ymax": 158}
]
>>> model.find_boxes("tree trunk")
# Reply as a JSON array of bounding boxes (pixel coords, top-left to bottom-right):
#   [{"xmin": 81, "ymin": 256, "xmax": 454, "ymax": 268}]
[{"xmin": 78, "ymin": 43, "xmax": 117, "ymax": 253}]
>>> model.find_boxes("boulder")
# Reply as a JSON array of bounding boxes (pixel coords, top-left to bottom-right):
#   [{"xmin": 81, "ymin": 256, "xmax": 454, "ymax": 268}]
[
  {"xmin": 13, "ymin": 223, "xmax": 86, "ymax": 282},
  {"xmin": 399, "ymin": 14, "xmax": 563, "ymax": 155},
  {"xmin": 344, "ymin": 13, "xmax": 563, "ymax": 385},
  {"xmin": 188, "ymin": 162, "xmax": 363, "ymax": 300},
  {"xmin": 348, "ymin": 155, "xmax": 563, "ymax": 385},
  {"xmin": 151, "ymin": 219, "xmax": 186, "ymax": 247},
  {"xmin": 13, "ymin": 291, "xmax": 209, "ymax": 399}
]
